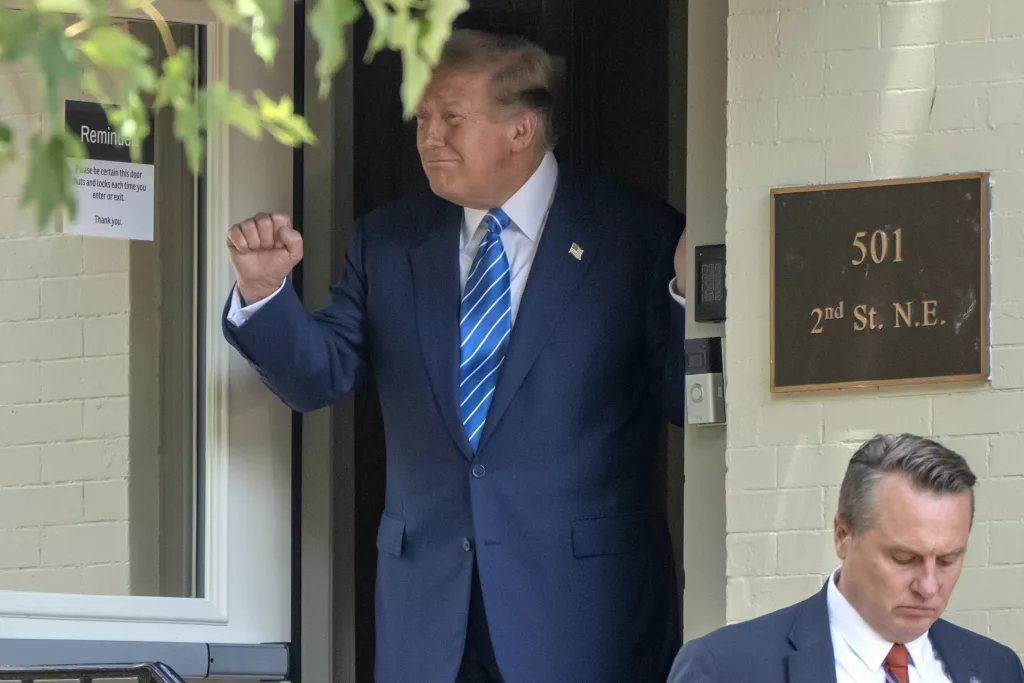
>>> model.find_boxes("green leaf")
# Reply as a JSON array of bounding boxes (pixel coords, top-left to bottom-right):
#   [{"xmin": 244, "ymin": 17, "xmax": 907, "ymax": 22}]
[
  {"xmin": 170, "ymin": 97, "xmax": 205, "ymax": 174},
  {"xmin": 0, "ymin": 8, "xmax": 35, "ymax": 61},
  {"xmin": 308, "ymin": 0, "xmax": 362, "ymax": 98},
  {"xmin": 21, "ymin": 130, "xmax": 85, "ymax": 228},
  {"xmin": 154, "ymin": 48, "xmax": 208, "ymax": 173},
  {"xmin": 110, "ymin": 92, "xmax": 151, "ymax": 162},
  {"xmin": 390, "ymin": 10, "xmax": 420, "ymax": 53},
  {"xmin": 80, "ymin": 68, "xmax": 112, "ymax": 104},
  {"xmin": 204, "ymin": 0, "xmax": 245, "ymax": 26},
  {"xmin": 236, "ymin": 0, "xmax": 284, "ymax": 64},
  {"xmin": 254, "ymin": 90, "xmax": 317, "ymax": 146},
  {"xmin": 64, "ymin": 129, "xmax": 86, "ymax": 160},
  {"xmin": 362, "ymin": 0, "xmax": 391, "ymax": 61},
  {"xmin": 25, "ymin": 14, "xmax": 80, "ymax": 122},
  {"xmin": 33, "ymin": 0, "xmax": 91, "ymax": 14},
  {"xmin": 154, "ymin": 47, "xmax": 196, "ymax": 109},
  {"xmin": 362, "ymin": 1, "xmax": 460, "ymax": 118},
  {"xmin": 48, "ymin": 0, "xmax": 110, "ymax": 23},
  {"xmin": 250, "ymin": 28, "xmax": 277, "ymax": 64},
  {"xmin": 206, "ymin": 82, "xmax": 262, "ymax": 139},
  {"xmin": 80, "ymin": 26, "xmax": 157, "ymax": 104},
  {"xmin": 0, "ymin": 122, "xmax": 14, "ymax": 170},
  {"xmin": 83, "ymin": 0, "xmax": 108, "ymax": 22},
  {"xmin": 78, "ymin": 25, "xmax": 157, "ymax": 165},
  {"xmin": 420, "ymin": 0, "xmax": 469, "ymax": 63},
  {"xmin": 34, "ymin": 17, "xmax": 79, "ymax": 81},
  {"xmin": 400, "ymin": 43, "xmax": 431, "ymax": 120},
  {"xmin": 79, "ymin": 25, "xmax": 149, "ymax": 70}
]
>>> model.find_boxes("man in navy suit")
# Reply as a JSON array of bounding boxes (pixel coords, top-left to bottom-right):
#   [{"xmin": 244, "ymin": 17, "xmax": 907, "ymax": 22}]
[
  {"xmin": 669, "ymin": 433, "xmax": 1024, "ymax": 683},
  {"xmin": 223, "ymin": 30, "xmax": 687, "ymax": 683}
]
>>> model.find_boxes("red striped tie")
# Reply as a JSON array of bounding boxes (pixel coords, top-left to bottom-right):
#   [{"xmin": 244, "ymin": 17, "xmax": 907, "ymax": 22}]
[{"xmin": 884, "ymin": 644, "xmax": 910, "ymax": 683}]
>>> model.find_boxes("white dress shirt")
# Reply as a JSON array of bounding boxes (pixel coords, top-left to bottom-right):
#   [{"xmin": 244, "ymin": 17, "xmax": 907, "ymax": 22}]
[
  {"xmin": 826, "ymin": 569, "xmax": 954, "ymax": 683},
  {"xmin": 461, "ymin": 151, "xmax": 558, "ymax": 324},
  {"xmin": 227, "ymin": 151, "xmax": 684, "ymax": 326}
]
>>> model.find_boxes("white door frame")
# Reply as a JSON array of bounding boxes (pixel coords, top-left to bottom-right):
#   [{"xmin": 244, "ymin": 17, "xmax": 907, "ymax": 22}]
[{"xmin": 0, "ymin": 0, "xmax": 297, "ymax": 672}]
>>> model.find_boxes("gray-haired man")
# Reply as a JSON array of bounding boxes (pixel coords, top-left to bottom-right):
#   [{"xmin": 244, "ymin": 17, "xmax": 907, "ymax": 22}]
[{"xmin": 668, "ymin": 433, "xmax": 1024, "ymax": 683}]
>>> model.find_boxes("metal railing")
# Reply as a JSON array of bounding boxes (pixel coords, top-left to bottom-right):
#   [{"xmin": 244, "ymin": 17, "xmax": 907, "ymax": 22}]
[{"xmin": 0, "ymin": 662, "xmax": 185, "ymax": 683}]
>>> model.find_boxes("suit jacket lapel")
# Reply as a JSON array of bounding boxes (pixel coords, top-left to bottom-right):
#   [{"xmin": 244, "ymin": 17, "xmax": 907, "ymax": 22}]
[
  {"xmin": 408, "ymin": 200, "xmax": 474, "ymax": 461},
  {"xmin": 781, "ymin": 582, "xmax": 980, "ymax": 683},
  {"xmin": 929, "ymin": 620, "xmax": 978, "ymax": 683},
  {"xmin": 477, "ymin": 171, "xmax": 598, "ymax": 451},
  {"xmin": 786, "ymin": 583, "xmax": 839, "ymax": 683}
]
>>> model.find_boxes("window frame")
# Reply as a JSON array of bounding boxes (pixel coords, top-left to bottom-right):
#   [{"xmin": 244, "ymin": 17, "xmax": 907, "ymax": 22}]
[{"xmin": 0, "ymin": 0, "xmax": 295, "ymax": 649}]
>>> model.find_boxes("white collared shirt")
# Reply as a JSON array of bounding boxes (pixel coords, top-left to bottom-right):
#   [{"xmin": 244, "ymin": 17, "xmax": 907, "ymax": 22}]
[
  {"xmin": 460, "ymin": 151, "xmax": 558, "ymax": 324},
  {"xmin": 826, "ymin": 568, "xmax": 953, "ymax": 683},
  {"xmin": 226, "ymin": 151, "xmax": 684, "ymax": 326}
]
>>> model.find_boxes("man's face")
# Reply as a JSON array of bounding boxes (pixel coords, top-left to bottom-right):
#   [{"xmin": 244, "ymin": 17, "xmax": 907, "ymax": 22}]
[
  {"xmin": 834, "ymin": 473, "xmax": 972, "ymax": 644},
  {"xmin": 415, "ymin": 68, "xmax": 522, "ymax": 209}
]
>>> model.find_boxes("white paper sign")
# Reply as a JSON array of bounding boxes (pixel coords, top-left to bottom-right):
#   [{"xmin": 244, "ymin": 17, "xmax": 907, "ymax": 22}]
[
  {"xmin": 63, "ymin": 100, "xmax": 155, "ymax": 241},
  {"xmin": 66, "ymin": 158, "xmax": 155, "ymax": 240}
]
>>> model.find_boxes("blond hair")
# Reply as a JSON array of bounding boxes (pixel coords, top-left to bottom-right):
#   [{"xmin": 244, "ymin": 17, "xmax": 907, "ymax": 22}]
[{"xmin": 438, "ymin": 29, "xmax": 558, "ymax": 150}]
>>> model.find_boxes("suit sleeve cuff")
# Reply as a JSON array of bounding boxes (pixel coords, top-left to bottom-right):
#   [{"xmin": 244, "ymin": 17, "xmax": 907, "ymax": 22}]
[
  {"xmin": 668, "ymin": 277, "xmax": 686, "ymax": 309},
  {"xmin": 226, "ymin": 279, "xmax": 288, "ymax": 327}
]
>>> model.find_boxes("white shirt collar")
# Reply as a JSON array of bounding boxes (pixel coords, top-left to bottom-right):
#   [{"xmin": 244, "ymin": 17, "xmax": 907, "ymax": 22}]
[
  {"xmin": 826, "ymin": 568, "xmax": 931, "ymax": 672},
  {"xmin": 461, "ymin": 151, "xmax": 558, "ymax": 248}
]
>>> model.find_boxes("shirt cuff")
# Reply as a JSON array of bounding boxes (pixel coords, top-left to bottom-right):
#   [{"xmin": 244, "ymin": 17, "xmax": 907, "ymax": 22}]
[
  {"xmin": 668, "ymin": 277, "xmax": 686, "ymax": 308},
  {"xmin": 226, "ymin": 279, "xmax": 287, "ymax": 327}
]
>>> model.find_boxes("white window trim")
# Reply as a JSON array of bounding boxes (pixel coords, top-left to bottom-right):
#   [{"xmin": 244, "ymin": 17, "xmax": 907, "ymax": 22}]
[{"xmin": 0, "ymin": 3, "xmax": 294, "ymax": 644}]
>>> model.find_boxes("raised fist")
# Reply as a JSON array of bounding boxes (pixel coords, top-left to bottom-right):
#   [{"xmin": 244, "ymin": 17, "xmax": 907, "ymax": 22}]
[{"xmin": 226, "ymin": 212, "xmax": 303, "ymax": 304}]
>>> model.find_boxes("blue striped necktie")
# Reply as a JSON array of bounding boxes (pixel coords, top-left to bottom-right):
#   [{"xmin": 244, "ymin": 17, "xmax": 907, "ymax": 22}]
[{"xmin": 459, "ymin": 208, "xmax": 513, "ymax": 450}]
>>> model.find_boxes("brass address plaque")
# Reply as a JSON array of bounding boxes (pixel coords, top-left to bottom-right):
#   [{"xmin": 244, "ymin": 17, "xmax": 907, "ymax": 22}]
[{"xmin": 770, "ymin": 174, "xmax": 989, "ymax": 393}]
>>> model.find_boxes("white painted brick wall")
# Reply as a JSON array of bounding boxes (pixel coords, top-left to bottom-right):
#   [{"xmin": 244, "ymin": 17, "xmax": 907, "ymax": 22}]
[
  {"xmin": 84, "ymin": 398, "xmax": 131, "ymax": 439},
  {"xmin": 42, "ymin": 439, "xmax": 129, "ymax": 483},
  {"xmin": 776, "ymin": 530, "xmax": 835, "ymax": 576},
  {"xmin": 0, "ymin": 61, "xmax": 133, "ymax": 594},
  {"xmin": 993, "ymin": 0, "xmax": 1024, "ymax": 39},
  {"xmin": 41, "ymin": 522, "xmax": 129, "ymax": 566},
  {"xmin": 780, "ymin": 6, "xmax": 880, "ymax": 53},
  {"xmin": 727, "ymin": 533, "xmax": 778, "ymax": 576},
  {"xmin": 0, "ymin": 528, "xmax": 40, "ymax": 570},
  {"xmin": 882, "ymin": 1, "xmax": 988, "ymax": 47},
  {"xmin": 726, "ymin": 0, "xmax": 1024, "ymax": 656},
  {"xmin": 0, "ymin": 446, "xmax": 40, "ymax": 486}
]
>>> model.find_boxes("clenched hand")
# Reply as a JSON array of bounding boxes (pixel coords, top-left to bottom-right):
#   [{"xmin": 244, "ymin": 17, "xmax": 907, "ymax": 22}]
[{"xmin": 227, "ymin": 212, "xmax": 304, "ymax": 305}]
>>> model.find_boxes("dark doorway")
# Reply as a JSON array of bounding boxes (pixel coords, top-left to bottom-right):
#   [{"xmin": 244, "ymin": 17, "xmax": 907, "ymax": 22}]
[{"xmin": 343, "ymin": 2, "xmax": 673, "ymax": 678}]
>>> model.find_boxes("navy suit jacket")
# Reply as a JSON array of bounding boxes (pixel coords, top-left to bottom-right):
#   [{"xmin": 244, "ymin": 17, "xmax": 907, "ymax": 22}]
[
  {"xmin": 223, "ymin": 167, "xmax": 687, "ymax": 683},
  {"xmin": 668, "ymin": 582, "xmax": 1024, "ymax": 683}
]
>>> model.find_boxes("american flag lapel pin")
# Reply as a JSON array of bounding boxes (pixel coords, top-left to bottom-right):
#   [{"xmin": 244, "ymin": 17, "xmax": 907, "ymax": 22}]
[{"xmin": 569, "ymin": 242, "xmax": 584, "ymax": 261}]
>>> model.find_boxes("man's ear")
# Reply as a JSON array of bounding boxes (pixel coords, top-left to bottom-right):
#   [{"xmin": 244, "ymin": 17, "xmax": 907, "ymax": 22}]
[
  {"xmin": 834, "ymin": 513, "xmax": 852, "ymax": 560},
  {"xmin": 509, "ymin": 111, "xmax": 539, "ymax": 153}
]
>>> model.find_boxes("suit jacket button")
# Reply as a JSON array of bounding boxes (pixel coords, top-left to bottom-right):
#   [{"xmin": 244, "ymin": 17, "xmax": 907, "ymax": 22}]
[
  {"xmin": 462, "ymin": 537, "xmax": 473, "ymax": 552},
  {"xmin": 471, "ymin": 464, "xmax": 486, "ymax": 479}
]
